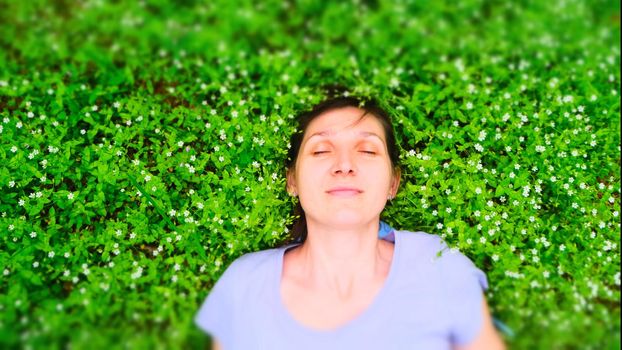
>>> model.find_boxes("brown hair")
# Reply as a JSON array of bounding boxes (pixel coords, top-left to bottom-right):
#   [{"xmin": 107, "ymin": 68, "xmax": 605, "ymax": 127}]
[{"xmin": 283, "ymin": 96, "xmax": 401, "ymax": 245}]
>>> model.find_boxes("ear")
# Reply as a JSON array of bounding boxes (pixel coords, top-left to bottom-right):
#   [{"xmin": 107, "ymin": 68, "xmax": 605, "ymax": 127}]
[
  {"xmin": 389, "ymin": 167, "xmax": 401, "ymax": 198},
  {"xmin": 286, "ymin": 169, "xmax": 297, "ymax": 195}
]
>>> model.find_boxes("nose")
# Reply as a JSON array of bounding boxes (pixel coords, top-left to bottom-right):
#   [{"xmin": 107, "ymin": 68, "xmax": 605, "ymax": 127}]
[{"xmin": 332, "ymin": 151, "xmax": 356, "ymax": 176}]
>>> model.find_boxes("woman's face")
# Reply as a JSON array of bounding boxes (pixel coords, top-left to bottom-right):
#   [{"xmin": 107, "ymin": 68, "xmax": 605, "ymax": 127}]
[{"xmin": 287, "ymin": 107, "xmax": 400, "ymax": 229}]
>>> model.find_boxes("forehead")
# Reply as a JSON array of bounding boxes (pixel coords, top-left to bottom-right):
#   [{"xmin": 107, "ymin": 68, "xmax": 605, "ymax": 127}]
[{"xmin": 304, "ymin": 107, "xmax": 385, "ymax": 139}]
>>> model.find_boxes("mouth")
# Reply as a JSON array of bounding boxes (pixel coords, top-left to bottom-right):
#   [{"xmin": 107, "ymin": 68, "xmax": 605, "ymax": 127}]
[{"xmin": 326, "ymin": 187, "xmax": 363, "ymax": 197}]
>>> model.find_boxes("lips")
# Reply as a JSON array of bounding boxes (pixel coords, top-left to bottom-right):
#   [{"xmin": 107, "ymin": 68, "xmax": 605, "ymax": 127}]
[{"xmin": 326, "ymin": 187, "xmax": 363, "ymax": 196}]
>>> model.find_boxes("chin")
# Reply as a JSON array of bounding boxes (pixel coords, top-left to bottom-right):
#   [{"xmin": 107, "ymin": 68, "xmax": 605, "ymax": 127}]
[{"xmin": 323, "ymin": 211, "xmax": 375, "ymax": 228}]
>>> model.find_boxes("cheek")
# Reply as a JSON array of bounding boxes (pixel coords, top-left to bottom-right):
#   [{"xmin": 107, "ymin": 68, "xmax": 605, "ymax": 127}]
[
  {"xmin": 365, "ymin": 162, "xmax": 394, "ymax": 183},
  {"xmin": 294, "ymin": 161, "xmax": 323, "ymax": 190}
]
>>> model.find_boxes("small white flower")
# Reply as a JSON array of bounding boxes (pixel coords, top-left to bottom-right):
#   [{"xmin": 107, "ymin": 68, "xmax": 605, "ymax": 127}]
[
  {"xmin": 68, "ymin": 192, "xmax": 74, "ymax": 200},
  {"xmin": 478, "ymin": 131, "xmax": 487, "ymax": 141}
]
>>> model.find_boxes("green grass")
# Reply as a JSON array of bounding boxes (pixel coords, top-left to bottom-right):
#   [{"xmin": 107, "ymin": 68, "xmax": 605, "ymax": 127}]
[{"xmin": 0, "ymin": 0, "xmax": 620, "ymax": 349}]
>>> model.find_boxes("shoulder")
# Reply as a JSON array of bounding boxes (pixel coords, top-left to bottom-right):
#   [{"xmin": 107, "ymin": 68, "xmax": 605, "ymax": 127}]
[
  {"xmin": 197, "ymin": 247, "xmax": 283, "ymax": 308},
  {"xmin": 395, "ymin": 230, "xmax": 451, "ymax": 261},
  {"xmin": 395, "ymin": 230, "xmax": 488, "ymax": 288},
  {"xmin": 220, "ymin": 246, "xmax": 283, "ymax": 281},
  {"xmin": 195, "ymin": 246, "xmax": 287, "ymax": 345}
]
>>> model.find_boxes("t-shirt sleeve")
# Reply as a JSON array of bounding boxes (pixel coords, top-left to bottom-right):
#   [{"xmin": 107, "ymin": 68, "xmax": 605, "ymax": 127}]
[
  {"xmin": 438, "ymin": 246, "xmax": 489, "ymax": 346},
  {"xmin": 194, "ymin": 260, "xmax": 240, "ymax": 348}
]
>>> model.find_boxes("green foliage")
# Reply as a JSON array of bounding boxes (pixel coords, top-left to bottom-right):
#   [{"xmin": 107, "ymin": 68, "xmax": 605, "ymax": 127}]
[{"xmin": 0, "ymin": 0, "xmax": 620, "ymax": 349}]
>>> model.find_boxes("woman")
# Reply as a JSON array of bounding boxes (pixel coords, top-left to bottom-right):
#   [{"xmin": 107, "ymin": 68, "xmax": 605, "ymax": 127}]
[{"xmin": 195, "ymin": 97, "xmax": 506, "ymax": 349}]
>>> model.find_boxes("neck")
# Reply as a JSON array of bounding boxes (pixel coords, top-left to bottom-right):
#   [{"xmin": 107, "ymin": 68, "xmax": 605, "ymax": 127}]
[{"xmin": 290, "ymin": 220, "xmax": 393, "ymax": 299}]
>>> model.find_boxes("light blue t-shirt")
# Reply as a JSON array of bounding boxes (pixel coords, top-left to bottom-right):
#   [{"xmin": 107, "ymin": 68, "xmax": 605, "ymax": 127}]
[{"xmin": 195, "ymin": 230, "xmax": 488, "ymax": 350}]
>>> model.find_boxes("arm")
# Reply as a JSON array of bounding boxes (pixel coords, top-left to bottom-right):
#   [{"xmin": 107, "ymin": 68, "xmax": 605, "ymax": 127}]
[
  {"xmin": 454, "ymin": 298, "xmax": 506, "ymax": 350},
  {"xmin": 211, "ymin": 339, "xmax": 222, "ymax": 350}
]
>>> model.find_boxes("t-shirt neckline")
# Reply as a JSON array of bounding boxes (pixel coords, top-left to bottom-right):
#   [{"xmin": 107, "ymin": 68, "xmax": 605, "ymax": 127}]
[{"xmin": 274, "ymin": 230, "xmax": 401, "ymax": 337}]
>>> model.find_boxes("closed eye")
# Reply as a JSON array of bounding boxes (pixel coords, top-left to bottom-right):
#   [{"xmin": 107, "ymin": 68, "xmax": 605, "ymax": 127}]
[
  {"xmin": 360, "ymin": 150, "xmax": 376, "ymax": 155},
  {"xmin": 313, "ymin": 151, "xmax": 330, "ymax": 155}
]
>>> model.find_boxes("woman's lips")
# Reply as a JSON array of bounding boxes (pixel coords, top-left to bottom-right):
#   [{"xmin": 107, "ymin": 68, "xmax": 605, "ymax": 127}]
[{"xmin": 326, "ymin": 188, "xmax": 363, "ymax": 197}]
